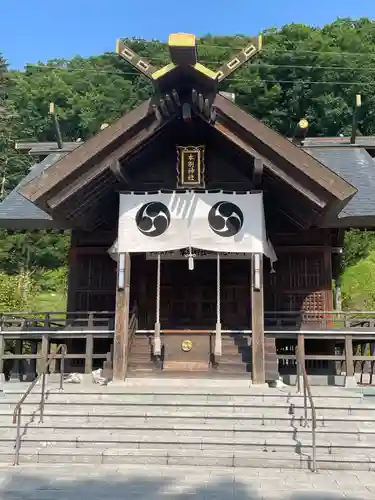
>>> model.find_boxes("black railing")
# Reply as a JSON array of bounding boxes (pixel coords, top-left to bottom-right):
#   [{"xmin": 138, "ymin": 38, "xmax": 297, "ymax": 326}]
[
  {"xmin": 296, "ymin": 345, "xmax": 317, "ymax": 472},
  {"xmin": 12, "ymin": 343, "xmax": 67, "ymax": 465}
]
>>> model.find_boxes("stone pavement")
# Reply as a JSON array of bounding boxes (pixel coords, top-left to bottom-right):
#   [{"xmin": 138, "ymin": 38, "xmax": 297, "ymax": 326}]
[{"xmin": 0, "ymin": 465, "xmax": 374, "ymax": 499}]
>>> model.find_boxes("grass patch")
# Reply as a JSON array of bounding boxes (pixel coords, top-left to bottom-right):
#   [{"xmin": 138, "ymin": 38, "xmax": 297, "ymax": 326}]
[
  {"xmin": 30, "ymin": 291, "xmax": 67, "ymax": 312},
  {"xmin": 342, "ymin": 250, "xmax": 375, "ymax": 310}
]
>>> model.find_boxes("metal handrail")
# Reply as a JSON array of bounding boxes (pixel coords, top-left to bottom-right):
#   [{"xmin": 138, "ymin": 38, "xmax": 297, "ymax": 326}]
[
  {"xmin": 296, "ymin": 346, "xmax": 317, "ymax": 472},
  {"xmin": 12, "ymin": 343, "xmax": 67, "ymax": 465}
]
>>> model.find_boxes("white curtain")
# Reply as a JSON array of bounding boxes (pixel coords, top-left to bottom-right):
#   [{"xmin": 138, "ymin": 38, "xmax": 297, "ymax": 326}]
[{"xmin": 115, "ymin": 192, "xmax": 276, "ymax": 263}]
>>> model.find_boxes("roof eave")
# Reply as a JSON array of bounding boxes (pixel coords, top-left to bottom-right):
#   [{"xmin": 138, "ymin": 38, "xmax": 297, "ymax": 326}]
[
  {"xmin": 213, "ymin": 94, "xmax": 357, "ymax": 204},
  {"xmin": 20, "ymin": 99, "xmax": 154, "ymax": 204}
]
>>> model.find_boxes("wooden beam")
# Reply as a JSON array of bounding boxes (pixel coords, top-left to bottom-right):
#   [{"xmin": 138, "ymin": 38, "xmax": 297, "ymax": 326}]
[
  {"xmin": 49, "ymin": 103, "xmax": 63, "ymax": 149},
  {"xmin": 113, "ymin": 253, "xmax": 131, "ymax": 381},
  {"xmin": 15, "ymin": 141, "xmax": 81, "ymax": 155},
  {"xmin": 213, "ymin": 119, "xmax": 325, "ymax": 208},
  {"xmin": 0, "ymin": 334, "xmax": 4, "ymax": 380},
  {"xmin": 47, "ymin": 117, "xmax": 166, "ymax": 211},
  {"xmin": 213, "ymin": 93, "xmax": 356, "ymax": 203},
  {"xmin": 168, "ymin": 33, "xmax": 197, "ymax": 66},
  {"xmin": 252, "ymin": 157, "xmax": 263, "ymax": 188},
  {"xmin": 116, "ymin": 40, "xmax": 156, "ymax": 80},
  {"xmin": 20, "ymin": 100, "xmax": 152, "ymax": 203},
  {"xmin": 344, "ymin": 334, "xmax": 354, "ymax": 377},
  {"xmin": 350, "ymin": 94, "xmax": 362, "ymax": 145},
  {"xmin": 109, "ymin": 159, "xmax": 130, "ymax": 184},
  {"xmin": 251, "ymin": 254, "xmax": 265, "ymax": 385},
  {"xmin": 216, "ymin": 36, "xmax": 262, "ymax": 83}
]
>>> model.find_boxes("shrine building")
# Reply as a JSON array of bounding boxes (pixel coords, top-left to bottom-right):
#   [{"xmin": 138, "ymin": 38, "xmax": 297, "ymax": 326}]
[{"xmin": 1, "ymin": 33, "xmax": 375, "ymax": 385}]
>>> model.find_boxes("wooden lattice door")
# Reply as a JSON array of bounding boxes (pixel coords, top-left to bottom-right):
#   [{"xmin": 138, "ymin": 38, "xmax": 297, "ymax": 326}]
[{"xmin": 142, "ymin": 258, "xmax": 251, "ymax": 330}]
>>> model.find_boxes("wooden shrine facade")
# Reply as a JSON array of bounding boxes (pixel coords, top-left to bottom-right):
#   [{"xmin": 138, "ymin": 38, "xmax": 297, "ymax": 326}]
[
  {"xmin": 5, "ymin": 32, "xmax": 375, "ymax": 384},
  {"xmin": 67, "ymin": 228, "xmax": 335, "ymax": 330}
]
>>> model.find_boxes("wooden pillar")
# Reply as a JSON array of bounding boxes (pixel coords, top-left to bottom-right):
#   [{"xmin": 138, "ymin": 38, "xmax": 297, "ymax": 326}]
[
  {"xmin": 41, "ymin": 335, "xmax": 49, "ymax": 372},
  {"xmin": 251, "ymin": 253, "xmax": 265, "ymax": 385},
  {"xmin": 10, "ymin": 340, "xmax": 23, "ymax": 381},
  {"xmin": 0, "ymin": 334, "xmax": 4, "ymax": 382},
  {"xmin": 345, "ymin": 334, "xmax": 354, "ymax": 377},
  {"xmin": 113, "ymin": 252, "xmax": 131, "ymax": 381},
  {"xmin": 66, "ymin": 234, "xmax": 78, "ymax": 314},
  {"xmin": 297, "ymin": 333, "xmax": 305, "ymax": 392},
  {"xmin": 85, "ymin": 334, "xmax": 94, "ymax": 373}
]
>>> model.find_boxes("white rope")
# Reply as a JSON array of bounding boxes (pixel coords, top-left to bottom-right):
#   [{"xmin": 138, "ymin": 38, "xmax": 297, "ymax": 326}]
[
  {"xmin": 154, "ymin": 253, "xmax": 161, "ymax": 355},
  {"xmin": 215, "ymin": 253, "xmax": 222, "ymax": 356},
  {"xmin": 217, "ymin": 253, "xmax": 221, "ymax": 323}
]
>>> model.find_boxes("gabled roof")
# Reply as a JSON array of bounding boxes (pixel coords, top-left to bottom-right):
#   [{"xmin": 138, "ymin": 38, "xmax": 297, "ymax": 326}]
[
  {"xmin": 17, "ymin": 93, "xmax": 358, "ymax": 230},
  {"xmin": 213, "ymin": 94, "xmax": 356, "ymax": 204},
  {"xmin": 20, "ymin": 99, "xmax": 153, "ymax": 205},
  {"xmin": 16, "ymin": 30, "xmax": 359, "ymax": 231},
  {"xmin": 0, "ymin": 153, "xmax": 70, "ymax": 229}
]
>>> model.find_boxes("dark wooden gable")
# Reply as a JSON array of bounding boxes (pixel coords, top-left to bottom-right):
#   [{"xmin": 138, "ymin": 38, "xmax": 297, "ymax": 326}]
[
  {"xmin": 19, "ymin": 32, "xmax": 356, "ymax": 231},
  {"xmin": 211, "ymin": 94, "xmax": 357, "ymax": 221}
]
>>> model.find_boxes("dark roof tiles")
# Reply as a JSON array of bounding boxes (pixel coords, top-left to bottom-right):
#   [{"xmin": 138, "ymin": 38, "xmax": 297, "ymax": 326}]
[
  {"xmin": 0, "ymin": 153, "xmax": 68, "ymax": 229},
  {"xmin": 304, "ymin": 147, "xmax": 375, "ymax": 218}
]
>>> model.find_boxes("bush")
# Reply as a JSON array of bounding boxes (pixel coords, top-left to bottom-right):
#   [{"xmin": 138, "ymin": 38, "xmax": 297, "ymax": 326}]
[{"xmin": 0, "ymin": 270, "xmax": 39, "ymax": 312}]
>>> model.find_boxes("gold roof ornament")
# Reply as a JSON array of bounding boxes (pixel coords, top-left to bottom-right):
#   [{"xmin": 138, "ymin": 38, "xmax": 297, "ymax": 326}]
[{"xmin": 115, "ymin": 32, "xmax": 262, "ymax": 87}]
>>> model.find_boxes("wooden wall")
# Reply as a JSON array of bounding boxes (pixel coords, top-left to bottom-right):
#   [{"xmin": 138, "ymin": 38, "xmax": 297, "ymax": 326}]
[
  {"xmin": 65, "ymin": 119, "xmax": 335, "ymax": 317},
  {"xmin": 66, "ymin": 233, "xmax": 334, "ymax": 317},
  {"xmin": 264, "ymin": 247, "xmax": 333, "ymax": 313},
  {"xmin": 67, "ymin": 230, "xmax": 117, "ymax": 312}
]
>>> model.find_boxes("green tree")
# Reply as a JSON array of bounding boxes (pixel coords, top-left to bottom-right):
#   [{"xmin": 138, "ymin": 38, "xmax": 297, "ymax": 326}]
[
  {"xmin": 0, "ymin": 230, "xmax": 70, "ymax": 274},
  {"xmin": 342, "ymin": 230, "xmax": 375, "ymax": 269}
]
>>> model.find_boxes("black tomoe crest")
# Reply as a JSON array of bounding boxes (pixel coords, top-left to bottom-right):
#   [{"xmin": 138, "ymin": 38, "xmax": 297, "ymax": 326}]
[
  {"xmin": 208, "ymin": 201, "xmax": 244, "ymax": 237},
  {"xmin": 135, "ymin": 202, "xmax": 171, "ymax": 237}
]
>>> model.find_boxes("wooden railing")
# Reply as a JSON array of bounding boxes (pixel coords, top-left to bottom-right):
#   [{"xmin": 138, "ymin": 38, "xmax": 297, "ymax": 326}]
[
  {"xmin": 128, "ymin": 306, "xmax": 139, "ymax": 352},
  {"xmin": 1, "ymin": 309, "xmax": 375, "ymax": 383},
  {"xmin": 0, "ymin": 308, "xmax": 140, "ymax": 382},
  {"xmin": 0, "ymin": 309, "xmax": 375, "ymax": 331},
  {"xmin": 264, "ymin": 310, "xmax": 375, "ymax": 329},
  {"xmin": 0, "ymin": 310, "xmax": 115, "ymax": 331}
]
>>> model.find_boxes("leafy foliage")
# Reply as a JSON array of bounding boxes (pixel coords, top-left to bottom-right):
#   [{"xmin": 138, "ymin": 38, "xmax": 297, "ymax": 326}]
[
  {"xmin": 0, "ymin": 270, "xmax": 39, "ymax": 312},
  {"xmin": 342, "ymin": 251, "xmax": 375, "ymax": 310},
  {"xmin": 342, "ymin": 230, "xmax": 375, "ymax": 269},
  {"xmin": 0, "ymin": 230, "xmax": 70, "ymax": 274}
]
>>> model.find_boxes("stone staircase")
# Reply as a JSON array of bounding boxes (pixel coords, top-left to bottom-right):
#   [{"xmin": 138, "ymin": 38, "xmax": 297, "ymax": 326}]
[
  {"xmin": 128, "ymin": 334, "xmax": 278, "ymax": 379},
  {"xmin": 1, "ymin": 378, "xmax": 375, "ymax": 470},
  {"xmin": 127, "ymin": 334, "xmax": 157, "ymax": 376}
]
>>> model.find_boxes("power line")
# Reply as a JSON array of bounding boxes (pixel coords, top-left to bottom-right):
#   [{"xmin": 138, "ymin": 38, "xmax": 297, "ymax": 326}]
[
  {"xmin": 123, "ymin": 37, "xmax": 375, "ymax": 56},
  {"xmin": 125, "ymin": 41, "xmax": 375, "ymax": 59},
  {"xmin": 19, "ymin": 60, "xmax": 375, "ymax": 76},
  {"xmin": 16, "ymin": 66, "xmax": 375, "ymax": 86}
]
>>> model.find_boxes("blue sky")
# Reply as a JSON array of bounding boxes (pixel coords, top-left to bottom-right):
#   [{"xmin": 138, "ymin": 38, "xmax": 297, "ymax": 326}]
[{"xmin": 1, "ymin": 0, "xmax": 374, "ymax": 68}]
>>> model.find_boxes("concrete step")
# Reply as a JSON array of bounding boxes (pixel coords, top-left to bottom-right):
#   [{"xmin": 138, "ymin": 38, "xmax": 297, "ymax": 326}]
[
  {"xmin": 2, "ymin": 392, "xmax": 372, "ymax": 409},
  {"xmin": 3, "ymin": 447, "xmax": 375, "ymax": 470},
  {"xmin": 4, "ymin": 414, "xmax": 375, "ymax": 432},
  {"xmin": 4, "ymin": 433, "xmax": 375, "ymax": 455},
  {"xmin": 3, "ymin": 424, "xmax": 375, "ymax": 443},
  {"xmin": 2, "ymin": 385, "xmax": 363, "ymax": 397},
  {"xmin": 217, "ymin": 353, "xmax": 251, "ymax": 361}
]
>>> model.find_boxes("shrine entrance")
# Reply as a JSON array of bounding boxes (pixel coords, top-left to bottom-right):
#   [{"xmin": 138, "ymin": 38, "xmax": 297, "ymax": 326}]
[
  {"xmin": 135, "ymin": 252, "xmax": 252, "ymax": 374},
  {"xmin": 140, "ymin": 253, "xmax": 251, "ymax": 331}
]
